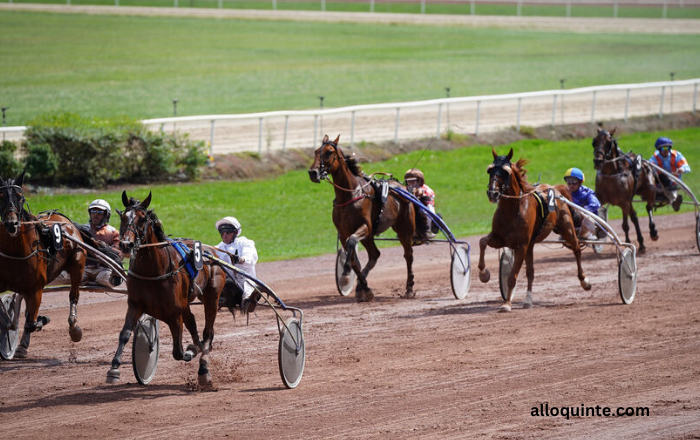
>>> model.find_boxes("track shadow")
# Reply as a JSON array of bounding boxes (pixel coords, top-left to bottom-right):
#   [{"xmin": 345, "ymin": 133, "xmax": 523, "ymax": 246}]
[{"xmin": 0, "ymin": 356, "xmax": 63, "ymax": 372}]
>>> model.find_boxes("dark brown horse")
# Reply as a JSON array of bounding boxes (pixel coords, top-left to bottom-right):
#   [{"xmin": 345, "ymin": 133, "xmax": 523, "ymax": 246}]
[
  {"xmin": 592, "ymin": 127, "xmax": 658, "ymax": 254},
  {"xmin": 477, "ymin": 149, "xmax": 591, "ymax": 312},
  {"xmin": 0, "ymin": 171, "xmax": 87, "ymax": 358},
  {"xmin": 106, "ymin": 191, "xmax": 226, "ymax": 387},
  {"xmin": 308, "ymin": 135, "xmax": 416, "ymax": 302}
]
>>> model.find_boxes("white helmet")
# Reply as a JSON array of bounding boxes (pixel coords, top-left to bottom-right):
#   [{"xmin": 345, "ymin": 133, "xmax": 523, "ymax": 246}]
[
  {"xmin": 88, "ymin": 199, "xmax": 111, "ymax": 224},
  {"xmin": 215, "ymin": 216, "xmax": 241, "ymax": 234}
]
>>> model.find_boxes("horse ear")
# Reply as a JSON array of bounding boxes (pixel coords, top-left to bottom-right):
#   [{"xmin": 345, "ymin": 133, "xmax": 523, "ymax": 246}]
[
  {"xmin": 597, "ymin": 126, "xmax": 603, "ymax": 134},
  {"xmin": 15, "ymin": 170, "xmax": 25, "ymax": 187},
  {"xmin": 141, "ymin": 191, "xmax": 152, "ymax": 210},
  {"xmin": 322, "ymin": 134, "xmax": 329, "ymax": 144},
  {"xmin": 116, "ymin": 209, "xmax": 123, "ymax": 217},
  {"xmin": 610, "ymin": 127, "xmax": 617, "ymax": 136},
  {"xmin": 333, "ymin": 135, "xmax": 340, "ymax": 145},
  {"xmin": 491, "ymin": 147, "xmax": 498, "ymax": 159},
  {"xmin": 122, "ymin": 191, "xmax": 130, "ymax": 207},
  {"xmin": 506, "ymin": 148, "xmax": 513, "ymax": 161}
]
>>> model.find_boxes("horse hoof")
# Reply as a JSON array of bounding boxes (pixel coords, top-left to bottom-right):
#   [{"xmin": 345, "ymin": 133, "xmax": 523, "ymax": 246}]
[
  {"xmin": 106, "ymin": 368, "xmax": 121, "ymax": 384},
  {"xmin": 581, "ymin": 277, "xmax": 592, "ymax": 291},
  {"xmin": 186, "ymin": 344, "xmax": 200, "ymax": 357},
  {"xmin": 522, "ymin": 301, "xmax": 533, "ymax": 309},
  {"xmin": 498, "ymin": 304, "xmax": 512, "ymax": 313},
  {"xmin": 14, "ymin": 346, "xmax": 27, "ymax": 359},
  {"xmin": 356, "ymin": 289, "xmax": 374, "ymax": 303},
  {"xmin": 69, "ymin": 325, "xmax": 83, "ymax": 343},
  {"xmin": 479, "ymin": 269, "xmax": 491, "ymax": 283},
  {"xmin": 403, "ymin": 290, "xmax": 416, "ymax": 299},
  {"xmin": 651, "ymin": 231, "xmax": 659, "ymax": 241},
  {"xmin": 198, "ymin": 373, "xmax": 212, "ymax": 388},
  {"xmin": 339, "ymin": 275, "xmax": 350, "ymax": 285},
  {"xmin": 183, "ymin": 351, "xmax": 194, "ymax": 362},
  {"xmin": 638, "ymin": 246, "xmax": 646, "ymax": 255}
]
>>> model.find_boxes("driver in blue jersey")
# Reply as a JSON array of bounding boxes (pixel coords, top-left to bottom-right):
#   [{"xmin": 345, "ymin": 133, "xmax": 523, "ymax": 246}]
[
  {"xmin": 563, "ymin": 168, "xmax": 603, "ymax": 241},
  {"xmin": 649, "ymin": 136, "xmax": 691, "ymax": 211}
]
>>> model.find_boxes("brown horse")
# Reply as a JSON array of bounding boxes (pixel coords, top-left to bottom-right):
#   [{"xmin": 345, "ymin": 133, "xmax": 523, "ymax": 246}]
[
  {"xmin": 0, "ymin": 171, "xmax": 87, "ymax": 358},
  {"xmin": 592, "ymin": 127, "xmax": 658, "ymax": 254},
  {"xmin": 106, "ymin": 191, "xmax": 226, "ymax": 387},
  {"xmin": 477, "ymin": 149, "xmax": 591, "ymax": 312},
  {"xmin": 308, "ymin": 135, "xmax": 416, "ymax": 302}
]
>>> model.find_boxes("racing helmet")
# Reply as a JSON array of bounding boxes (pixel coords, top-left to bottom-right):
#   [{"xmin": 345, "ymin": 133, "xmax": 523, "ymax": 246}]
[
  {"xmin": 88, "ymin": 199, "xmax": 111, "ymax": 224},
  {"xmin": 564, "ymin": 167, "xmax": 585, "ymax": 184},
  {"xmin": 404, "ymin": 168, "xmax": 425, "ymax": 188},
  {"xmin": 655, "ymin": 137, "xmax": 673, "ymax": 150},
  {"xmin": 215, "ymin": 216, "xmax": 241, "ymax": 235}
]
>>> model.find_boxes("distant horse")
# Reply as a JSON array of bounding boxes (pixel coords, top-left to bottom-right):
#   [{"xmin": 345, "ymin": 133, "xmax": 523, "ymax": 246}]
[
  {"xmin": 592, "ymin": 127, "xmax": 658, "ymax": 254},
  {"xmin": 106, "ymin": 191, "xmax": 226, "ymax": 387},
  {"xmin": 308, "ymin": 135, "xmax": 416, "ymax": 302},
  {"xmin": 477, "ymin": 149, "xmax": 591, "ymax": 312},
  {"xmin": 0, "ymin": 171, "xmax": 87, "ymax": 358}
]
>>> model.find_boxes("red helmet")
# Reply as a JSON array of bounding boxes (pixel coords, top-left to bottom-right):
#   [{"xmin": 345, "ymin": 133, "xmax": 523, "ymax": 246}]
[{"xmin": 404, "ymin": 168, "xmax": 425, "ymax": 187}]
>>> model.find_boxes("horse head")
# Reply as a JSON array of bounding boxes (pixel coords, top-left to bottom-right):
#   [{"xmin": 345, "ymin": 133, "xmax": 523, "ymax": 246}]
[
  {"xmin": 308, "ymin": 134, "xmax": 342, "ymax": 183},
  {"xmin": 118, "ymin": 190, "xmax": 155, "ymax": 256},
  {"xmin": 592, "ymin": 127, "xmax": 618, "ymax": 170},
  {"xmin": 486, "ymin": 148, "xmax": 514, "ymax": 203},
  {"xmin": 0, "ymin": 170, "xmax": 27, "ymax": 237}
]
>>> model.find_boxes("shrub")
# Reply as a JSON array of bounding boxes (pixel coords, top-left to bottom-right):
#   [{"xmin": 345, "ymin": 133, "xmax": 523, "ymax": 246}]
[{"xmin": 23, "ymin": 143, "xmax": 58, "ymax": 184}]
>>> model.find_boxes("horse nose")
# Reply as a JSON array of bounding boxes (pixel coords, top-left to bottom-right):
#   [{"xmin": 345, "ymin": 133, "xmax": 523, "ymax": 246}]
[
  {"xmin": 308, "ymin": 169, "xmax": 320, "ymax": 183},
  {"xmin": 119, "ymin": 241, "xmax": 134, "ymax": 254}
]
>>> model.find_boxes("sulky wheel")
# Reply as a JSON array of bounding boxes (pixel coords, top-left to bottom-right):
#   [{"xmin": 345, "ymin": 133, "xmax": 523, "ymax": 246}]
[
  {"xmin": 499, "ymin": 248, "xmax": 515, "ymax": 302},
  {"xmin": 132, "ymin": 314, "xmax": 160, "ymax": 385},
  {"xmin": 335, "ymin": 244, "xmax": 358, "ymax": 297},
  {"xmin": 0, "ymin": 294, "xmax": 21, "ymax": 360},
  {"xmin": 618, "ymin": 248, "xmax": 637, "ymax": 305},
  {"xmin": 450, "ymin": 245, "xmax": 471, "ymax": 300},
  {"xmin": 278, "ymin": 318, "xmax": 305, "ymax": 389},
  {"xmin": 695, "ymin": 212, "xmax": 700, "ymax": 254}
]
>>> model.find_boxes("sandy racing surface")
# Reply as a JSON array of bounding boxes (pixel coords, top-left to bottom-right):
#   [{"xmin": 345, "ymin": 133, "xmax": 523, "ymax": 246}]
[{"xmin": 1, "ymin": 211, "xmax": 699, "ymax": 438}]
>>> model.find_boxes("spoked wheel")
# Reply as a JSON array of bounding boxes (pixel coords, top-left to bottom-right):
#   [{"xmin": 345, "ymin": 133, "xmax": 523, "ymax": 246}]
[
  {"xmin": 278, "ymin": 318, "xmax": 305, "ymax": 389},
  {"xmin": 132, "ymin": 314, "xmax": 159, "ymax": 385},
  {"xmin": 618, "ymin": 248, "xmax": 637, "ymax": 305},
  {"xmin": 335, "ymin": 244, "xmax": 358, "ymax": 297},
  {"xmin": 695, "ymin": 212, "xmax": 700, "ymax": 254},
  {"xmin": 0, "ymin": 294, "xmax": 22, "ymax": 360},
  {"xmin": 450, "ymin": 245, "xmax": 471, "ymax": 300},
  {"xmin": 499, "ymin": 248, "xmax": 515, "ymax": 302},
  {"xmin": 592, "ymin": 206, "xmax": 608, "ymax": 254}
]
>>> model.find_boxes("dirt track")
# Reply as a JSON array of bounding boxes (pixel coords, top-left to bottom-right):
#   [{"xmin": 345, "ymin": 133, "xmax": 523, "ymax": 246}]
[{"xmin": 1, "ymin": 211, "xmax": 699, "ymax": 438}]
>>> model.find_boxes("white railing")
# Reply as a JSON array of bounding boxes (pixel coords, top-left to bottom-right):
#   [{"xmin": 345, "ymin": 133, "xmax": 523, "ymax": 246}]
[{"xmin": 3, "ymin": 78, "xmax": 699, "ymax": 154}]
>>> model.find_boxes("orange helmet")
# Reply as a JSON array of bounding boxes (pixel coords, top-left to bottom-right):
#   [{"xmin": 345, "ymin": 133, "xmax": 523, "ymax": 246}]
[{"xmin": 404, "ymin": 168, "xmax": 424, "ymax": 187}]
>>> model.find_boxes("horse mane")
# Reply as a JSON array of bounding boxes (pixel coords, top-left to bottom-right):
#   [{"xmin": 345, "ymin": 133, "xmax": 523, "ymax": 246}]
[
  {"xmin": 512, "ymin": 158, "xmax": 535, "ymax": 193},
  {"xmin": 343, "ymin": 152, "xmax": 363, "ymax": 176},
  {"xmin": 148, "ymin": 210, "xmax": 168, "ymax": 242}
]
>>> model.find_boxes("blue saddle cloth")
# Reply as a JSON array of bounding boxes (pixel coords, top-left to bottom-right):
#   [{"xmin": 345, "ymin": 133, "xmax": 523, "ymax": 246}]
[
  {"xmin": 390, "ymin": 186, "xmax": 456, "ymax": 242},
  {"xmin": 168, "ymin": 239, "xmax": 198, "ymax": 280}
]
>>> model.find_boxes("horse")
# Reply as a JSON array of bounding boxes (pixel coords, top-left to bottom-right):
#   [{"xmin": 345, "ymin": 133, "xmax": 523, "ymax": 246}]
[
  {"xmin": 106, "ymin": 191, "xmax": 227, "ymax": 387},
  {"xmin": 0, "ymin": 171, "xmax": 88, "ymax": 358},
  {"xmin": 308, "ymin": 135, "xmax": 416, "ymax": 302},
  {"xmin": 477, "ymin": 148, "xmax": 591, "ymax": 312},
  {"xmin": 592, "ymin": 127, "xmax": 658, "ymax": 254}
]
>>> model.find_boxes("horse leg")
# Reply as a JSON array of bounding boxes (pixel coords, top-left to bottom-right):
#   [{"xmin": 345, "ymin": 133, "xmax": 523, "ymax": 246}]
[
  {"xmin": 182, "ymin": 307, "xmax": 201, "ymax": 362},
  {"xmin": 627, "ymin": 205, "xmax": 646, "ymax": 255},
  {"xmin": 500, "ymin": 247, "xmax": 526, "ymax": 313},
  {"xmin": 477, "ymin": 233, "xmax": 504, "ymax": 283},
  {"xmin": 560, "ymin": 223, "xmax": 591, "ymax": 291},
  {"xmin": 646, "ymin": 200, "xmax": 659, "ymax": 241},
  {"xmin": 344, "ymin": 226, "xmax": 373, "ymax": 302},
  {"xmin": 394, "ymin": 228, "xmax": 415, "ymax": 299},
  {"xmin": 66, "ymin": 255, "xmax": 85, "ymax": 342},
  {"xmin": 14, "ymin": 291, "xmax": 48, "ymax": 359},
  {"xmin": 106, "ymin": 305, "xmax": 141, "ymax": 383},
  {"xmin": 168, "ymin": 316, "xmax": 187, "ymax": 362},
  {"xmin": 522, "ymin": 245, "xmax": 535, "ymax": 309}
]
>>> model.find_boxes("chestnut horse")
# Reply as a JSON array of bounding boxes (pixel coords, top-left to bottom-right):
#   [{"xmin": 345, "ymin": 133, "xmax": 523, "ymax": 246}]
[
  {"xmin": 0, "ymin": 171, "xmax": 87, "ymax": 358},
  {"xmin": 106, "ymin": 191, "xmax": 226, "ymax": 387},
  {"xmin": 477, "ymin": 149, "xmax": 591, "ymax": 312},
  {"xmin": 592, "ymin": 127, "xmax": 658, "ymax": 254},
  {"xmin": 308, "ymin": 135, "xmax": 416, "ymax": 302}
]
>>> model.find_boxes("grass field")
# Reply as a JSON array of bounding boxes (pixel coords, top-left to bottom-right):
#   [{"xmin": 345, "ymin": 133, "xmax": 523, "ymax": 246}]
[
  {"xmin": 4, "ymin": 0, "xmax": 700, "ymax": 19},
  {"xmin": 26, "ymin": 126, "xmax": 700, "ymax": 262},
  {"xmin": 2, "ymin": 10, "xmax": 700, "ymax": 125}
]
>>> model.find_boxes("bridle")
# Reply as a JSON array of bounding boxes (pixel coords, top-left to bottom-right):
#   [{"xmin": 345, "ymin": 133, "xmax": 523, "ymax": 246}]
[
  {"xmin": 0, "ymin": 182, "xmax": 27, "ymax": 228},
  {"xmin": 314, "ymin": 139, "xmax": 374, "ymax": 195},
  {"xmin": 119, "ymin": 207, "xmax": 153, "ymax": 255},
  {"xmin": 487, "ymin": 158, "xmax": 514, "ymax": 201}
]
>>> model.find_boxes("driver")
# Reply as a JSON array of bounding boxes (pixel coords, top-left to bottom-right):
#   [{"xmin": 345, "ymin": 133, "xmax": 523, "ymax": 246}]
[
  {"xmin": 563, "ymin": 168, "xmax": 602, "ymax": 241},
  {"xmin": 649, "ymin": 136, "xmax": 691, "ymax": 212},
  {"xmin": 404, "ymin": 168, "xmax": 437, "ymax": 242},
  {"xmin": 215, "ymin": 216, "xmax": 259, "ymax": 314}
]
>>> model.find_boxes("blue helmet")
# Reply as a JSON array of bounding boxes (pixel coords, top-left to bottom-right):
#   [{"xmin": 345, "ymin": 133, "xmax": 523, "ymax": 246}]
[
  {"xmin": 564, "ymin": 167, "xmax": 585, "ymax": 183},
  {"xmin": 655, "ymin": 137, "xmax": 673, "ymax": 150}
]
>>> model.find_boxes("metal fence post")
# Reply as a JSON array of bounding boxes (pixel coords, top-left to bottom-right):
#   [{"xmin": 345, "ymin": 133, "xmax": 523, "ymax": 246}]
[
  {"xmin": 475, "ymin": 101, "xmax": 481, "ymax": 137},
  {"xmin": 313, "ymin": 115, "xmax": 318, "ymax": 149},
  {"xmin": 613, "ymin": 2, "xmax": 618, "ymax": 18},
  {"xmin": 258, "ymin": 117, "xmax": 263, "ymax": 154},
  {"xmin": 322, "ymin": 0, "xmax": 326, "ymax": 12},
  {"xmin": 421, "ymin": 0, "xmax": 425, "ymax": 14},
  {"xmin": 694, "ymin": 83, "xmax": 698, "ymax": 114},
  {"xmin": 471, "ymin": 0, "xmax": 475, "ymax": 15},
  {"xmin": 566, "ymin": 1, "xmax": 571, "ymax": 18},
  {"xmin": 370, "ymin": 0, "xmax": 375, "ymax": 13},
  {"xmin": 517, "ymin": 0, "xmax": 522, "ymax": 17},
  {"xmin": 516, "ymin": 97, "xmax": 522, "ymax": 132},
  {"xmin": 175, "ymin": 0, "xmax": 178, "ymax": 8},
  {"xmin": 394, "ymin": 108, "xmax": 401, "ymax": 144},
  {"xmin": 273, "ymin": 0, "xmax": 277, "ymax": 10},
  {"xmin": 624, "ymin": 88, "xmax": 631, "ymax": 122},
  {"xmin": 590, "ymin": 91, "xmax": 597, "ymax": 124},
  {"xmin": 659, "ymin": 86, "xmax": 665, "ymax": 118},
  {"xmin": 662, "ymin": 1, "xmax": 667, "ymax": 19},
  {"xmin": 210, "ymin": 120, "xmax": 215, "ymax": 154},
  {"xmin": 283, "ymin": 115, "xmax": 289, "ymax": 151},
  {"xmin": 436, "ymin": 103, "xmax": 442, "ymax": 138},
  {"xmin": 551, "ymin": 95, "xmax": 557, "ymax": 127},
  {"xmin": 350, "ymin": 111, "xmax": 356, "ymax": 148}
]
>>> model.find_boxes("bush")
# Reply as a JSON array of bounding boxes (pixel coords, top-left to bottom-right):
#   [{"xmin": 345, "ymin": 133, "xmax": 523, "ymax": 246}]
[
  {"xmin": 0, "ymin": 141, "xmax": 22, "ymax": 178},
  {"xmin": 22, "ymin": 113, "xmax": 207, "ymax": 187}
]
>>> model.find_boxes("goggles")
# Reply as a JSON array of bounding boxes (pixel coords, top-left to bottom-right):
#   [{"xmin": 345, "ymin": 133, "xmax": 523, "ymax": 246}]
[
  {"xmin": 564, "ymin": 178, "xmax": 581, "ymax": 185},
  {"xmin": 89, "ymin": 209, "xmax": 105, "ymax": 214},
  {"xmin": 658, "ymin": 145, "xmax": 672, "ymax": 152},
  {"xmin": 218, "ymin": 226, "xmax": 238, "ymax": 235}
]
